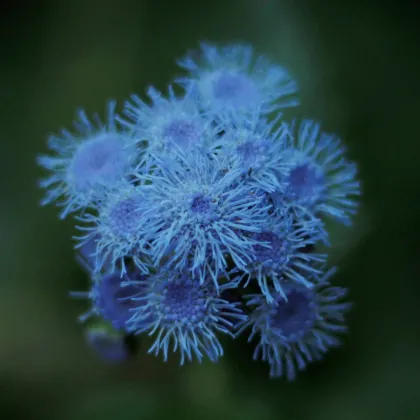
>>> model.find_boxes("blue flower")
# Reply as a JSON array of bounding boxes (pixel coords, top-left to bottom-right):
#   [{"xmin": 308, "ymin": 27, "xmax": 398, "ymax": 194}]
[
  {"xmin": 70, "ymin": 263, "xmax": 149, "ymax": 332},
  {"xmin": 270, "ymin": 120, "xmax": 361, "ymax": 225},
  {"xmin": 74, "ymin": 183, "xmax": 159, "ymax": 276},
  {"xmin": 240, "ymin": 211, "xmax": 327, "ymax": 302},
  {"xmin": 119, "ymin": 85, "xmax": 214, "ymax": 157},
  {"xmin": 210, "ymin": 108, "xmax": 290, "ymax": 192},
  {"xmin": 37, "ymin": 101, "xmax": 137, "ymax": 219},
  {"xmin": 125, "ymin": 269, "xmax": 246, "ymax": 364},
  {"xmin": 136, "ymin": 150, "xmax": 271, "ymax": 285},
  {"xmin": 176, "ymin": 42, "xmax": 299, "ymax": 116},
  {"xmin": 36, "ymin": 40, "xmax": 362, "ymax": 378},
  {"xmin": 237, "ymin": 268, "xmax": 351, "ymax": 380},
  {"xmin": 85, "ymin": 326, "xmax": 130, "ymax": 363}
]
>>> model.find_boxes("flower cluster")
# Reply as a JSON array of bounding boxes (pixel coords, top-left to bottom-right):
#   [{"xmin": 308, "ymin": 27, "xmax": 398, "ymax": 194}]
[{"xmin": 37, "ymin": 42, "xmax": 360, "ymax": 379}]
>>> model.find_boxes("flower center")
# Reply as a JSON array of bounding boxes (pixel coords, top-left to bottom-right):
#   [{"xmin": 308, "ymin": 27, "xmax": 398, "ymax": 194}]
[
  {"xmin": 270, "ymin": 289, "xmax": 316, "ymax": 342},
  {"xmin": 163, "ymin": 119, "xmax": 200, "ymax": 147},
  {"xmin": 287, "ymin": 162, "xmax": 325, "ymax": 205},
  {"xmin": 213, "ymin": 72, "xmax": 258, "ymax": 105},
  {"xmin": 190, "ymin": 193, "xmax": 212, "ymax": 213},
  {"xmin": 253, "ymin": 231, "xmax": 288, "ymax": 264},
  {"xmin": 161, "ymin": 279, "xmax": 208, "ymax": 324},
  {"xmin": 71, "ymin": 134, "xmax": 128, "ymax": 192},
  {"xmin": 108, "ymin": 196, "xmax": 142, "ymax": 237}
]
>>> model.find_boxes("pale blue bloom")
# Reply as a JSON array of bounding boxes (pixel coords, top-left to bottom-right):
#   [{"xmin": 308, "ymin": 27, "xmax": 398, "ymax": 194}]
[
  {"xmin": 177, "ymin": 42, "xmax": 299, "ymax": 116},
  {"xmin": 135, "ymin": 150, "xmax": 272, "ymax": 286},
  {"xmin": 37, "ymin": 101, "xmax": 137, "ymax": 218},
  {"xmin": 74, "ymin": 183, "xmax": 158, "ymax": 276},
  {"xmin": 237, "ymin": 268, "xmax": 351, "ymax": 380},
  {"xmin": 271, "ymin": 120, "xmax": 361, "ymax": 225},
  {"xmin": 239, "ymin": 210, "xmax": 328, "ymax": 302},
  {"xmin": 125, "ymin": 269, "xmax": 246, "ymax": 364}
]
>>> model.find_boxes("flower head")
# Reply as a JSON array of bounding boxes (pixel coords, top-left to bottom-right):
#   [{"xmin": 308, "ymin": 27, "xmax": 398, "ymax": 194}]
[
  {"xmin": 176, "ymin": 42, "xmax": 299, "ymax": 116},
  {"xmin": 74, "ymin": 183, "xmax": 158, "ymax": 275},
  {"xmin": 240, "ymin": 211, "xmax": 327, "ymax": 302},
  {"xmin": 137, "ymin": 150, "xmax": 271, "ymax": 285},
  {"xmin": 126, "ymin": 269, "xmax": 246, "ymax": 364},
  {"xmin": 211, "ymin": 109, "xmax": 290, "ymax": 192},
  {"xmin": 271, "ymin": 120, "xmax": 361, "ymax": 225},
  {"xmin": 37, "ymin": 40, "xmax": 361, "ymax": 379},
  {"xmin": 37, "ymin": 101, "xmax": 137, "ymax": 218},
  {"xmin": 238, "ymin": 268, "xmax": 351, "ymax": 380},
  {"xmin": 119, "ymin": 85, "xmax": 214, "ymax": 157},
  {"xmin": 70, "ymin": 258, "xmax": 149, "ymax": 332}
]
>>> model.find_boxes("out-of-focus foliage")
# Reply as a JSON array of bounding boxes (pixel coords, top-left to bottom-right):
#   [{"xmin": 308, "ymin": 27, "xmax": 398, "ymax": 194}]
[{"xmin": 1, "ymin": 0, "xmax": 419, "ymax": 419}]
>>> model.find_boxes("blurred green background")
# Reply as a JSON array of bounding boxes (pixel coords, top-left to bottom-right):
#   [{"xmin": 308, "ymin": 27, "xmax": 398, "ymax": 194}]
[{"xmin": 1, "ymin": 0, "xmax": 420, "ymax": 419}]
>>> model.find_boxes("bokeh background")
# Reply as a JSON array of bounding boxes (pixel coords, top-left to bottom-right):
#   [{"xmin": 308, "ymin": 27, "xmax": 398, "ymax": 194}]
[{"xmin": 1, "ymin": 0, "xmax": 420, "ymax": 419}]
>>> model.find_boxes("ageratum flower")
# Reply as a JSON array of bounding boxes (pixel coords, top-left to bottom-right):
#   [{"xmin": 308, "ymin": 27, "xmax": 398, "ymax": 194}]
[
  {"xmin": 125, "ymin": 269, "xmax": 246, "ymax": 364},
  {"xmin": 37, "ymin": 101, "xmax": 137, "ymax": 219},
  {"xmin": 85, "ymin": 326, "xmax": 130, "ymax": 363},
  {"xmin": 70, "ymin": 258, "xmax": 149, "ymax": 332},
  {"xmin": 271, "ymin": 120, "xmax": 361, "ymax": 225},
  {"xmin": 240, "ymin": 211, "xmax": 327, "ymax": 302},
  {"xmin": 74, "ymin": 183, "xmax": 159, "ymax": 275},
  {"xmin": 237, "ymin": 268, "xmax": 351, "ymax": 380},
  {"xmin": 176, "ymin": 42, "xmax": 299, "ymax": 116},
  {"xmin": 211, "ymin": 108, "xmax": 290, "ymax": 193},
  {"xmin": 136, "ymin": 150, "xmax": 272, "ymax": 285},
  {"xmin": 120, "ymin": 85, "xmax": 214, "ymax": 156}
]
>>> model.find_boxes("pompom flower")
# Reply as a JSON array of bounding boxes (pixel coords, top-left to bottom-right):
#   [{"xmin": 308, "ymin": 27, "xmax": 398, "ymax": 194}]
[
  {"xmin": 137, "ymin": 150, "xmax": 272, "ymax": 285},
  {"xmin": 70, "ymin": 257, "xmax": 149, "ymax": 332},
  {"xmin": 125, "ymin": 269, "xmax": 247, "ymax": 364},
  {"xmin": 237, "ymin": 268, "xmax": 351, "ymax": 380},
  {"xmin": 74, "ymin": 183, "xmax": 158, "ymax": 275},
  {"xmin": 119, "ymin": 85, "xmax": 214, "ymax": 156},
  {"xmin": 36, "ymin": 41, "xmax": 361, "ymax": 379},
  {"xmin": 270, "ymin": 120, "xmax": 361, "ymax": 225},
  {"xmin": 240, "ymin": 211, "xmax": 327, "ymax": 302},
  {"xmin": 211, "ymin": 108, "xmax": 290, "ymax": 193},
  {"xmin": 176, "ymin": 42, "xmax": 299, "ymax": 116},
  {"xmin": 85, "ymin": 326, "xmax": 130, "ymax": 363},
  {"xmin": 37, "ymin": 101, "xmax": 137, "ymax": 218}
]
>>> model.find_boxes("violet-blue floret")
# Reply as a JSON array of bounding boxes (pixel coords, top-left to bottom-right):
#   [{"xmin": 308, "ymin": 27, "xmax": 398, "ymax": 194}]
[
  {"xmin": 85, "ymin": 327, "xmax": 130, "ymax": 363},
  {"xmin": 210, "ymin": 108, "xmax": 292, "ymax": 193},
  {"xmin": 70, "ymin": 255, "xmax": 148, "ymax": 332},
  {"xmin": 236, "ymin": 268, "xmax": 352, "ymax": 380},
  {"xmin": 119, "ymin": 85, "xmax": 214, "ymax": 154},
  {"xmin": 239, "ymin": 211, "xmax": 328, "ymax": 303},
  {"xmin": 135, "ymin": 150, "xmax": 272, "ymax": 286},
  {"xmin": 36, "ymin": 41, "xmax": 361, "ymax": 379},
  {"xmin": 37, "ymin": 101, "xmax": 137, "ymax": 219},
  {"xmin": 124, "ymin": 269, "xmax": 246, "ymax": 364},
  {"xmin": 270, "ymin": 119, "xmax": 361, "ymax": 225},
  {"xmin": 176, "ymin": 42, "xmax": 299, "ymax": 116},
  {"xmin": 74, "ymin": 183, "xmax": 157, "ymax": 276}
]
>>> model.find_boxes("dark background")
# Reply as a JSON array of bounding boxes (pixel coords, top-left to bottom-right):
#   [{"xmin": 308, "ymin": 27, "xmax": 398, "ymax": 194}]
[{"xmin": 1, "ymin": 0, "xmax": 419, "ymax": 419}]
